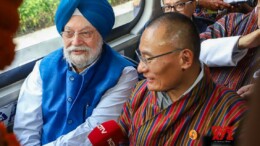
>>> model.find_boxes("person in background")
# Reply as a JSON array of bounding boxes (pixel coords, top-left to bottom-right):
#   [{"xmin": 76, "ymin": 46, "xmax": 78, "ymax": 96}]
[
  {"xmin": 161, "ymin": 0, "xmax": 259, "ymax": 94},
  {"xmin": 13, "ymin": 0, "xmax": 138, "ymax": 145},
  {"xmin": 200, "ymin": 0, "xmax": 260, "ymax": 91},
  {"xmin": 161, "ymin": 0, "xmax": 209, "ymax": 33},
  {"xmin": 118, "ymin": 12, "xmax": 247, "ymax": 145}
]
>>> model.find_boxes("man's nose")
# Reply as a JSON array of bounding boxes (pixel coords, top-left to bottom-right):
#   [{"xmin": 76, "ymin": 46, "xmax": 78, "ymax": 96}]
[
  {"xmin": 137, "ymin": 61, "xmax": 148, "ymax": 73},
  {"xmin": 169, "ymin": 7, "xmax": 176, "ymax": 12},
  {"xmin": 71, "ymin": 34, "xmax": 84, "ymax": 45}
]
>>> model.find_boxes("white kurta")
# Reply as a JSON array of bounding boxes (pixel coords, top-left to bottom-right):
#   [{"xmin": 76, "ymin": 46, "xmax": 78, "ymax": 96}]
[{"xmin": 14, "ymin": 60, "xmax": 138, "ymax": 146}]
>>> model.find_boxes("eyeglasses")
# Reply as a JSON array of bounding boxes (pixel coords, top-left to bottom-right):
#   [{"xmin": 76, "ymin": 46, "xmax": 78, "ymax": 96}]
[
  {"xmin": 61, "ymin": 30, "xmax": 95, "ymax": 39},
  {"xmin": 135, "ymin": 48, "xmax": 183, "ymax": 65},
  {"xmin": 161, "ymin": 1, "xmax": 193, "ymax": 13}
]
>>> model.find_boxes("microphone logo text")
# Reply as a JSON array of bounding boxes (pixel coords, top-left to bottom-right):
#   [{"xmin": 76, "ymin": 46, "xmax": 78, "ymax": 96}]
[
  {"xmin": 97, "ymin": 124, "xmax": 107, "ymax": 134},
  {"xmin": 212, "ymin": 126, "xmax": 234, "ymax": 141},
  {"xmin": 107, "ymin": 138, "xmax": 116, "ymax": 146}
]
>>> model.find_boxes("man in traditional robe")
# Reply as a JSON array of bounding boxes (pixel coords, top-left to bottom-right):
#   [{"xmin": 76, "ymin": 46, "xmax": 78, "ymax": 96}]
[
  {"xmin": 200, "ymin": 0, "xmax": 260, "ymax": 92},
  {"xmin": 13, "ymin": 0, "xmax": 138, "ymax": 145},
  {"xmin": 118, "ymin": 12, "xmax": 247, "ymax": 145}
]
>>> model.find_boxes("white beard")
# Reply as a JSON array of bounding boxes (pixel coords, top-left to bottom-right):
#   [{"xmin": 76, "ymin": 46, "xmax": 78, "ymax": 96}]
[{"xmin": 63, "ymin": 40, "xmax": 103, "ymax": 69}]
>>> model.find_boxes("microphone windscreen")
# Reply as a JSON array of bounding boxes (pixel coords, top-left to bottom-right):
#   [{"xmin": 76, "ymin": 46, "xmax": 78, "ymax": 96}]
[{"xmin": 88, "ymin": 120, "xmax": 126, "ymax": 146}]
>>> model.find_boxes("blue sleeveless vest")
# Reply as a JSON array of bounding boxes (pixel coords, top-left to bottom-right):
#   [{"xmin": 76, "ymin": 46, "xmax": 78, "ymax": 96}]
[{"xmin": 39, "ymin": 44, "xmax": 134, "ymax": 144}]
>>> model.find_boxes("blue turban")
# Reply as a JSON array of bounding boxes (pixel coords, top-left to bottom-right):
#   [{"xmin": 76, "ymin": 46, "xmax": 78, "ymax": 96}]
[{"xmin": 55, "ymin": 0, "xmax": 115, "ymax": 39}]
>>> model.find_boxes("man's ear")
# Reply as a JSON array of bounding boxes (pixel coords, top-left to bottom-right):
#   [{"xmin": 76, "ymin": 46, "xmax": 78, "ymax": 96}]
[{"xmin": 180, "ymin": 49, "xmax": 193, "ymax": 70}]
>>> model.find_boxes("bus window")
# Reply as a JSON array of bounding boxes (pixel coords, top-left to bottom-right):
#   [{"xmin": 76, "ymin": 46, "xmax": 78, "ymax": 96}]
[{"xmin": 0, "ymin": 0, "xmax": 145, "ymax": 86}]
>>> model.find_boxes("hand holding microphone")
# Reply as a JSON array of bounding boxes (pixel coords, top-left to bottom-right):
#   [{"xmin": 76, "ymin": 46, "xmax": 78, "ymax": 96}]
[{"xmin": 88, "ymin": 120, "xmax": 127, "ymax": 146}]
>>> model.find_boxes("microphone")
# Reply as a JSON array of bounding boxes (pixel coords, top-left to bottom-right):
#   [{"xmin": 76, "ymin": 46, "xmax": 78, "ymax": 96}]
[{"xmin": 88, "ymin": 120, "xmax": 127, "ymax": 146}]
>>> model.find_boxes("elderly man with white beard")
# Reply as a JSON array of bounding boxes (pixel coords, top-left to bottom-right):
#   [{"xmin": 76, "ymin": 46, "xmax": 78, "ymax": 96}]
[{"xmin": 13, "ymin": 0, "xmax": 138, "ymax": 145}]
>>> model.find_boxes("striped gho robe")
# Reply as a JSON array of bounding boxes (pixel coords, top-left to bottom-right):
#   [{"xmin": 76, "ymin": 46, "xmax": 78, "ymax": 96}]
[
  {"xmin": 200, "ymin": 9, "xmax": 259, "ymax": 91},
  {"xmin": 118, "ymin": 67, "xmax": 247, "ymax": 146}
]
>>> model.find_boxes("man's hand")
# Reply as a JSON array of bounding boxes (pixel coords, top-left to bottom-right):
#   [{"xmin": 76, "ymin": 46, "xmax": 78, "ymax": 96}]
[
  {"xmin": 199, "ymin": 0, "xmax": 231, "ymax": 11},
  {"xmin": 237, "ymin": 84, "xmax": 255, "ymax": 98},
  {"xmin": 228, "ymin": 3, "xmax": 253, "ymax": 14}
]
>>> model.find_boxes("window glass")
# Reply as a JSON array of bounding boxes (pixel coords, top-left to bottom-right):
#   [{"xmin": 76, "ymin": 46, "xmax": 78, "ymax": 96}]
[
  {"xmin": 16, "ymin": 0, "xmax": 138, "ymax": 37},
  {"xmin": 16, "ymin": 0, "xmax": 140, "ymax": 34},
  {"xmin": 111, "ymin": 0, "xmax": 138, "ymax": 28},
  {"xmin": 14, "ymin": 0, "xmax": 60, "ymax": 52},
  {"xmin": 14, "ymin": 0, "xmax": 138, "ymax": 50}
]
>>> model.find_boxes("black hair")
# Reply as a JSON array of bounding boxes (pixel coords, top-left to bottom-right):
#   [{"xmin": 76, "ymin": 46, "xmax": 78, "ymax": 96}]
[{"xmin": 145, "ymin": 12, "xmax": 201, "ymax": 61}]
